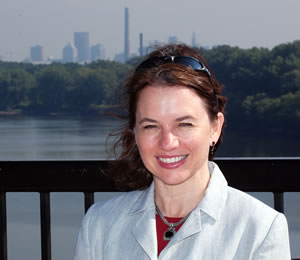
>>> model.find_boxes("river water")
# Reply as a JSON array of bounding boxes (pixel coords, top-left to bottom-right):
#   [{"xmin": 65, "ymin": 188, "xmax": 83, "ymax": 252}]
[{"xmin": 0, "ymin": 116, "xmax": 299, "ymax": 259}]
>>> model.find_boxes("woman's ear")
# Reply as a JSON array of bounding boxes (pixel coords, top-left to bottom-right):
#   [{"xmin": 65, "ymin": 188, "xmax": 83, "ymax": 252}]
[{"xmin": 211, "ymin": 112, "xmax": 224, "ymax": 143}]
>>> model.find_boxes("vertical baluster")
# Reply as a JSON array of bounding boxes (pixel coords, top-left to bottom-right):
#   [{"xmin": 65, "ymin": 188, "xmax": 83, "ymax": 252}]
[
  {"xmin": 273, "ymin": 192, "xmax": 284, "ymax": 213},
  {"xmin": 40, "ymin": 192, "xmax": 51, "ymax": 260},
  {"xmin": 0, "ymin": 192, "xmax": 7, "ymax": 260},
  {"xmin": 84, "ymin": 192, "xmax": 95, "ymax": 213}
]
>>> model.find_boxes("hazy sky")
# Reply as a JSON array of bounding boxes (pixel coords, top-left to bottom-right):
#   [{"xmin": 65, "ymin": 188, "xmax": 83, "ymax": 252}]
[{"xmin": 1, "ymin": 0, "xmax": 299, "ymax": 61}]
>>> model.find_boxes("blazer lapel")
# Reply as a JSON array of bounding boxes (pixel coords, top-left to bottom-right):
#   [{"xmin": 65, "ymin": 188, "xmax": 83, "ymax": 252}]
[
  {"xmin": 170, "ymin": 209, "xmax": 202, "ymax": 245},
  {"xmin": 132, "ymin": 209, "xmax": 157, "ymax": 259},
  {"xmin": 130, "ymin": 183, "xmax": 158, "ymax": 259}
]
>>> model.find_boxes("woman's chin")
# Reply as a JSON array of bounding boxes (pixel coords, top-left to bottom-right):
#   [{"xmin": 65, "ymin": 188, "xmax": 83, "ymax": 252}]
[{"xmin": 153, "ymin": 171, "xmax": 191, "ymax": 187}]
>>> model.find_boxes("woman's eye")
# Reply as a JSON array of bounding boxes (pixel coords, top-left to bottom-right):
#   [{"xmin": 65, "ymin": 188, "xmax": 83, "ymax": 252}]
[
  {"xmin": 179, "ymin": 123, "xmax": 193, "ymax": 127},
  {"xmin": 143, "ymin": 125, "xmax": 157, "ymax": 129}
]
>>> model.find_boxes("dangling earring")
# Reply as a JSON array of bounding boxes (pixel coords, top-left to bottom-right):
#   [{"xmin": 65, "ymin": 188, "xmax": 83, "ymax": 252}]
[{"xmin": 210, "ymin": 141, "xmax": 216, "ymax": 155}]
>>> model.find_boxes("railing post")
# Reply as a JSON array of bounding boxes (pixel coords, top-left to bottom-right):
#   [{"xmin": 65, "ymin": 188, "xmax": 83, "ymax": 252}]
[
  {"xmin": 0, "ymin": 192, "xmax": 7, "ymax": 260},
  {"xmin": 40, "ymin": 192, "xmax": 51, "ymax": 260},
  {"xmin": 273, "ymin": 192, "xmax": 284, "ymax": 213},
  {"xmin": 84, "ymin": 192, "xmax": 95, "ymax": 213}
]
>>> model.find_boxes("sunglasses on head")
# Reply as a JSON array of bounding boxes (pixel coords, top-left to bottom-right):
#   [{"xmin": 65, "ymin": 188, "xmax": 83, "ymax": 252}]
[
  {"xmin": 136, "ymin": 56, "xmax": 211, "ymax": 78},
  {"xmin": 136, "ymin": 55, "xmax": 219, "ymax": 110}
]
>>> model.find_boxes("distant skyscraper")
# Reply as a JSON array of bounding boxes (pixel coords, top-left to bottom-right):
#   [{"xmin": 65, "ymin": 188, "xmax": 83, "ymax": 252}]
[
  {"xmin": 30, "ymin": 45, "xmax": 45, "ymax": 62},
  {"xmin": 114, "ymin": 52, "xmax": 125, "ymax": 63},
  {"xmin": 62, "ymin": 43, "xmax": 77, "ymax": 63},
  {"xmin": 192, "ymin": 32, "xmax": 197, "ymax": 47},
  {"xmin": 124, "ymin": 7, "xmax": 130, "ymax": 62},
  {"xmin": 139, "ymin": 33, "xmax": 144, "ymax": 56},
  {"xmin": 74, "ymin": 32, "xmax": 90, "ymax": 63},
  {"xmin": 91, "ymin": 44, "xmax": 105, "ymax": 62},
  {"xmin": 146, "ymin": 40, "xmax": 159, "ymax": 54},
  {"xmin": 168, "ymin": 36, "xmax": 178, "ymax": 44}
]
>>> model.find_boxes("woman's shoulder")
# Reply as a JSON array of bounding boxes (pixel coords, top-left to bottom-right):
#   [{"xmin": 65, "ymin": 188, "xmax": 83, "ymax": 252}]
[
  {"xmin": 227, "ymin": 187, "xmax": 275, "ymax": 213},
  {"xmin": 75, "ymin": 188, "xmax": 153, "ymax": 251},
  {"xmin": 87, "ymin": 188, "xmax": 146, "ymax": 218},
  {"xmin": 210, "ymin": 162, "xmax": 283, "ymax": 223},
  {"xmin": 224, "ymin": 187, "xmax": 290, "ymax": 257},
  {"xmin": 226, "ymin": 186, "xmax": 287, "ymax": 229}
]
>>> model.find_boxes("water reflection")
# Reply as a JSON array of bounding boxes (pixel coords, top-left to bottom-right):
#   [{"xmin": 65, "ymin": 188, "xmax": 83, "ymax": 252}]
[{"xmin": 0, "ymin": 116, "xmax": 121, "ymax": 160}]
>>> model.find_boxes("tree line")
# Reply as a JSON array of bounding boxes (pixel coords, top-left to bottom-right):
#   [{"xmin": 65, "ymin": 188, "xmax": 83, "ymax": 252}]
[
  {"xmin": 197, "ymin": 41, "xmax": 300, "ymax": 134},
  {"xmin": 0, "ymin": 40, "xmax": 299, "ymax": 135},
  {"xmin": 0, "ymin": 60, "xmax": 131, "ymax": 114}
]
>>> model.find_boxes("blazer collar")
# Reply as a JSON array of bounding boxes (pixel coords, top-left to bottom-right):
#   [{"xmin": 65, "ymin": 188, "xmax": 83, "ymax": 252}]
[
  {"xmin": 128, "ymin": 161, "xmax": 228, "ymax": 219},
  {"xmin": 129, "ymin": 182, "xmax": 156, "ymax": 215},
  {"xmin": 197, "ymin": 161, "xmax": 228, "ymax": 221}
]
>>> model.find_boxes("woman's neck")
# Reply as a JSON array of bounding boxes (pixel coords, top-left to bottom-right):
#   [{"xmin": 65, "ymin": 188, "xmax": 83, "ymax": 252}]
[{"xmin": 154, "ymin": 167, "xmax": 210, "ymax": 218}]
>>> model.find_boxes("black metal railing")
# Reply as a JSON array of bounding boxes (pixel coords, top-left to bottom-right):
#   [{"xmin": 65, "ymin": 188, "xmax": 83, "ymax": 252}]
[{"xmin": 0, "ymin": 158, "xmax": 300, "ymax": 260}]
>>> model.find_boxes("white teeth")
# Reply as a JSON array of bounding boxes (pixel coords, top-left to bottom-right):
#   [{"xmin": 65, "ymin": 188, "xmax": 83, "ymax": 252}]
[{"xmin": 158, "ymin": 155, "xmax": 186, "ymax": 164}]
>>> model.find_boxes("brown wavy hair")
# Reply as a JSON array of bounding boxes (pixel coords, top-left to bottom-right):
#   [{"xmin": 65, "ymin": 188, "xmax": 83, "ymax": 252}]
[{"xmin": 107, "ymin": 44, "xmax": 227, "ymax": 190}]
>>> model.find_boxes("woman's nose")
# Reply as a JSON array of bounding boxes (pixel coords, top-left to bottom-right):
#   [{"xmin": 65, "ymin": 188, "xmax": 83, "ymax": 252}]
[{"xmin": 159, "ymin": 130, "xmax": 179, "ymax": 150}]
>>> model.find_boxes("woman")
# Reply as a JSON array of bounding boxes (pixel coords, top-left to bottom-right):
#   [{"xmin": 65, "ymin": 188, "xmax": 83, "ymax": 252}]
[{"xmin": 74, "ymin": 44, "xmax": 290, "ymax": 259}]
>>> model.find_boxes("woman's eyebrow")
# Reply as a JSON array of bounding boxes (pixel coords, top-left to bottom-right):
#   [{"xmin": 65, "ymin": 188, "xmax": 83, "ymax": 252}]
[
  {"xmin": 175, "ymin": 115, "xmax": 195, "ymax": 122},
  {"xmin": 138, "ymin": 118, "xmax": 158, "ymax": 125}
]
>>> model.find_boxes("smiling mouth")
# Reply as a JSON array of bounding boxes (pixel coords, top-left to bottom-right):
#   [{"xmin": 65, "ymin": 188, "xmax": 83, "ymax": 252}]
[{"xmin": 158, "ymin": 155, "xmax": 188, "ymax": 164}]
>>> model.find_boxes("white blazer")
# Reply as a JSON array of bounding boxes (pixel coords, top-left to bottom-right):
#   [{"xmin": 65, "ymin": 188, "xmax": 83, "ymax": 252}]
[{"xmin": 74, "ymin": 162, "xmax": 291, "ymax": 260}]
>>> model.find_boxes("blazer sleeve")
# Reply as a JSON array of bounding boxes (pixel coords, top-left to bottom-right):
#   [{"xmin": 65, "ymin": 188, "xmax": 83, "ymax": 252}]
[
  {"xmin": 73, "ymin": 205, "xmax": 94, "ymax": 260},
  {"xmin": 254, "ymin": 213, "xmax": 291, "ymax": 260}
]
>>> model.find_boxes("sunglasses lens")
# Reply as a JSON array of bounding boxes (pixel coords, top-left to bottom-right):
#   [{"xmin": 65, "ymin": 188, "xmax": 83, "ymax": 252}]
[
  {"xmin": 174, "ymin": 57, "xmax": 204, "ymax": 70},
  {"xmin": 136, "ymin": 57, "xmax": 163, "ymax": 71}
]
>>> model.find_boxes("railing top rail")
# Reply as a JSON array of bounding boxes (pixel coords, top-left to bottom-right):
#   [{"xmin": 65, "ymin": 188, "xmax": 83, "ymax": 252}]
[{"xmin": 0, "ymin": 158, "xmax": 300, "ymax": 192}]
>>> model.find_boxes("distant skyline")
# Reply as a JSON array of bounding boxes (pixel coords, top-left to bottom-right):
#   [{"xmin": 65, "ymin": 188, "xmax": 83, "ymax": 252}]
[{"xmin": 0, "ymin": 0, "xmax": 299, "ymax": 62}]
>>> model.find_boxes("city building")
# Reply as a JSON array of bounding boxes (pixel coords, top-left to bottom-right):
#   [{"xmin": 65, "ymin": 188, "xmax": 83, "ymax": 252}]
[
  {"xmin": 168, "ymin": 36, "xmax": 178, "ymax": 44},
  {"xmin": 62, "ymin": 43, "xmax": 77, "ymax": 63},
  {"xmin": 145, "ymin": 40, "xmax": 160, "ymax": 54},
  {"xmin": 30, "ymin": 45, "xmax": 45, "ymax": 62},
  {"xmin": 114, "ymin": 52, "xmax": 125, "ymax": 63},
  {"xmin": 139, "ymin": 33, "xmax": 144, "ymax": 56},
  {"xmin": 90, "ymin": 44, "xmax": 105, "ymax": 62},
  {"xmin": 74, "ymin": 32, "xmax": 90, "ymax": 63},
  {"xmin": 124, "ymin": 7, "xmax": 130, "ymax": 62},
  {"xmin": 191, "ymin": 32, "xmax": 201, "ymax": 48},
  {"xmin": 192, "ymin": 32, "xmax": 197, "ymax": 47}
]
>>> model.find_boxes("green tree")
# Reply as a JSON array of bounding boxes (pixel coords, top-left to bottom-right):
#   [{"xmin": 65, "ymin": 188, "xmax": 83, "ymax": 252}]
[
  {"xmin": 32, "ymin": 65, "xmax": 73, "ymax": 113},
  {"xmin": 0, "ymin": 69, "xmax": 34, "ymax": 110}
]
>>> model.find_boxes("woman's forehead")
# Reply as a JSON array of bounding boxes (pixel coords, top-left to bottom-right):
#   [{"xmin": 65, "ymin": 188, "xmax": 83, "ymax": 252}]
[{"xmin": 135, "ymin": 85, "xmax": 208, "ymax": 120}]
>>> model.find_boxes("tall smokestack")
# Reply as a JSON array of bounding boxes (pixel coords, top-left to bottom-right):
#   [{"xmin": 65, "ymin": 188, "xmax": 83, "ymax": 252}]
[
  {"xmin": 124, "ymin": 7, "xmax": 130, "ymax": 62},
  {"xmin": 139, "ymin": 33, "xmax": 143, "ymax": 56},
  {"xmin": 192, "ymin": 32, "xmax": 196, "ymax": 47}
]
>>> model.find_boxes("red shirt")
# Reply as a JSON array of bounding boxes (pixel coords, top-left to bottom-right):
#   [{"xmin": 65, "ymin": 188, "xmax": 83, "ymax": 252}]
[{"xmin": 155, "ymin": 214, "xmax": 184, "ymax": 256}]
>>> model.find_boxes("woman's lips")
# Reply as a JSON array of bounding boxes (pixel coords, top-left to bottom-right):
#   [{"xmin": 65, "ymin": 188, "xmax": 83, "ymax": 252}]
[{"xmin": 157, "ymin": 155, "xmax": 188, "ymax": 169}]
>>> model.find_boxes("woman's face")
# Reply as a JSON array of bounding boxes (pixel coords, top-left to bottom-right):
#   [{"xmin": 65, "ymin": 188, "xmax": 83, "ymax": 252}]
[{"xmin": 134, "ymin": 85, "xmax": 224, "ymax": 187}]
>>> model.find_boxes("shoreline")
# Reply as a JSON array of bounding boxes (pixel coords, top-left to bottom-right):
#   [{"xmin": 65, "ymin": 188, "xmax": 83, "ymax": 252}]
[
  {"xmin": 0, "ymin": 106, "xmax": 122, "ymax": 117},
  {"xmin": 0, "ymin": 110, "xmax": 21, "ymax": 115}
]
